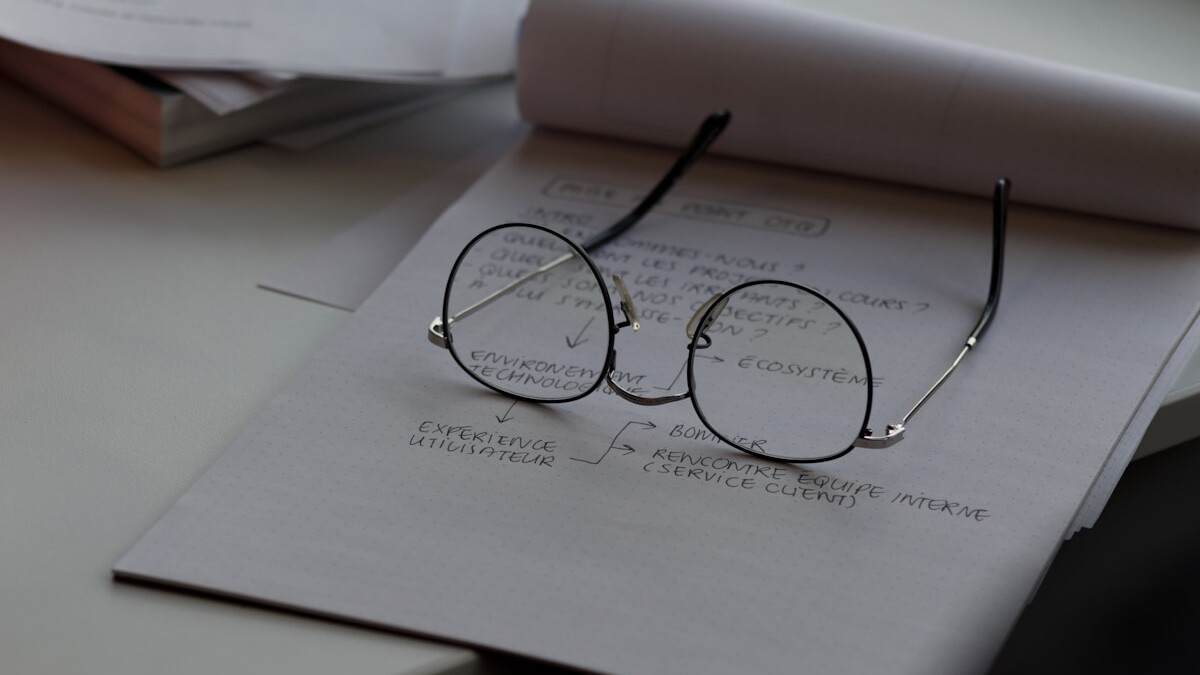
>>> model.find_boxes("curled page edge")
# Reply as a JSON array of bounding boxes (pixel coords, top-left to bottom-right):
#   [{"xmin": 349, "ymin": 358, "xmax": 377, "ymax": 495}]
[{"xmin": 517, "ymin": 0, "xmax": 1200, "ymax": 229}]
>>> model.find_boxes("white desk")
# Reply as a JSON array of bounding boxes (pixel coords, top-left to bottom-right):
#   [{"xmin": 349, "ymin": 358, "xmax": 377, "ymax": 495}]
[
  {"xmin": 6, "ymin": 3, "xmax": 1200, "ymax": 670},
  {"xmin": 0, "ymin": 77, "xmax": 526, "ymax": 675}
]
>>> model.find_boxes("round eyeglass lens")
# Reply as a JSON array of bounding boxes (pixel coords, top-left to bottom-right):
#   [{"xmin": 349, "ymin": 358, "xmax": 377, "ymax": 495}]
[
  {"xmin": 688, "ymin": 281, "xmax": 872, "ymax": 462},
  {"xmin": 444, "ymin": 224, "xmax": 612, "ymax": 402}
]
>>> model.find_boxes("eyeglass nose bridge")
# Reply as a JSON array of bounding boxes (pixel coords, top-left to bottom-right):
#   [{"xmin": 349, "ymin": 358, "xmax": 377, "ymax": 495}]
[
  {"xmin": 605, "ymin": 274, "xmax": 690, "ymax": 406},
  {"xmin": 604, "ymin": 350, "xmax": 690, "ymax": 406}
]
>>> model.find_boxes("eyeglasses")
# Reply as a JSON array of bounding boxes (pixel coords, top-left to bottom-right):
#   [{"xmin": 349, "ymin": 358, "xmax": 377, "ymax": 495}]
[{"xmin": 429, "ymin": 111, "xmax": 1009, "ymax": 463}]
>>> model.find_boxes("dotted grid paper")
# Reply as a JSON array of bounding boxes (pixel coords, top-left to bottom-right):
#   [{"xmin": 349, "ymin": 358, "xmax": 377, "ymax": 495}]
[{"xmin": 117, "ymin": 131, "xmax": 1200, "ymax": 675}]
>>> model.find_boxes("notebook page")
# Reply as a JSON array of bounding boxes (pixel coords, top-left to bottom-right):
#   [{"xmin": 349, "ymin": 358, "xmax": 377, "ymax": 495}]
[
  {"xmin": 518, "ymin": 0, "xmax": 1200, "ymax": 229},
  {"xmin": 117, "ymin": 130, "xmax": 1200, "ymax": 674},
  {"xmin": 1070, "ymin": 311, "xmax": 1200, "ymax": 532}
]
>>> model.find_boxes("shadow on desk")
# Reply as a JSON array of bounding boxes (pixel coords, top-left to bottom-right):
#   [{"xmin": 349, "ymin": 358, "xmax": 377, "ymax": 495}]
[
  {"xmin": 478, "ymin": 438, "xmax": 1200, "ymax": 674},
  {"xmin": 990, "ymin": 437, "xmax": 1200, "ymax": 675}
]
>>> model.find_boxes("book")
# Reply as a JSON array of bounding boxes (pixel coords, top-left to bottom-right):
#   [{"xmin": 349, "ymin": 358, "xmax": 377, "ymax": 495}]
[{"xmin": 0, "ymin": 39, "xmax": 462, "ymax": 166}]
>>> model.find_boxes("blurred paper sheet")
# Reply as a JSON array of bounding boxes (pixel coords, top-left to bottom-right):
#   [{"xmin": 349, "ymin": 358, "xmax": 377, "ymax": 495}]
[
  {"xmin": 0, "ymin": 0, "xmax": 526, "ymax": 80},
  {"xmin": 152, "ymin": 71, "xmax": 293, "ymax": 115},
  {"xmin": 519, "ymin": 0, "xmax": 1200, "ymax": 228},
  {"xmin": 260, "ymin": 125, "xmax": 525, "ymax": 309}
]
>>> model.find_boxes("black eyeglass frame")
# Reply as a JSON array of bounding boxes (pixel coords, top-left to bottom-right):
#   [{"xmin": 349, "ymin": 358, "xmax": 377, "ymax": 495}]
[
  {"xmin": 429, "ymin": 110, "xmax": 1010, "ymax": 463},
  {"xmin": 442, "ymin": 222, "xmax": 619, "ymax": 406},
  {"xmin": 685, "ymin": 278, "xmax": 875, "ymax": 463}
]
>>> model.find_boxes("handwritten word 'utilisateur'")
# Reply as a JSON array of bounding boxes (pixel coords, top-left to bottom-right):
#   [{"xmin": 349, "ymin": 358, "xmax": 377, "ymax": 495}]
[{"xmin": 408, "ymin": 420, "xmax": 558, "ymax": 466}]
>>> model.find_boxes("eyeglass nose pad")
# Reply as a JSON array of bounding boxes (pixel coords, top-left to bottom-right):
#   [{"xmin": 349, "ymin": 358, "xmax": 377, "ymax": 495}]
[
  {"xmin": 612, "ymin": 275, "xmax": 641, "ymax": 332},
  {"xmin": 686, "ymin": 293, "xmax": 729, "ymax": 341}
]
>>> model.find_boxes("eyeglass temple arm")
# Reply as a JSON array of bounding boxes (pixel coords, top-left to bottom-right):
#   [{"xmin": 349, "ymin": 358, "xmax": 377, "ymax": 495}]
[
  {"xmin": 581, "ymin": 110, "xmax": 731, "ymax": 253},
  {"xmin": 430, "ymin": 111, "xmax": 732, "ymax": 348},
  {"xmin": 856, "ymin": 178, "xmax": 1010, "ymax": 449},
  {"xmin": 429, "ymin": 251, "xmax": 577, "ymax": 347}
]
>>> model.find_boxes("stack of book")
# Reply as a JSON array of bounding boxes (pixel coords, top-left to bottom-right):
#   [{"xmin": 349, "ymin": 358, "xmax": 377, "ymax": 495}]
[{"xmin": 0, "ymin": 1, "xmax": 527, "ymax": 165}]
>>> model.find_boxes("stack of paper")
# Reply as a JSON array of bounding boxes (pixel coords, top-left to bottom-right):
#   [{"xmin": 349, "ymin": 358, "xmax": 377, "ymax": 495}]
[
  {"xmin": 0, "ymin": 0, "xmax": 526, "ymax": 81},
  {"xmin": 115, "ymin": 0, "xmax": 1200, "ymax": 673},
  {"xmin": 0, "ymin": 0, "xmax": 527, "ymax": 164}
]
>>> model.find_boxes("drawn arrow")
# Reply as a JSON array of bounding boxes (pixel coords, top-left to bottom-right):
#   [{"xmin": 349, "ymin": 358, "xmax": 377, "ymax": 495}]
[
  {"xmin": 653, "ymin": 356, "xmax": 723, "ymax": 391},
  {"xmin": 654, "ymin": 362, "xmax": 688, "ymax": 392},
  {"xmin": 572, "ymin": 420, "xmax": 656, "ymax": 464},
  {"xmin": 495, "ymin": 400, "xmax": 518, "ymax": 424},
  {"xmin": 565, "ymin": 316, "xmax": 595, "ymax": 349}
]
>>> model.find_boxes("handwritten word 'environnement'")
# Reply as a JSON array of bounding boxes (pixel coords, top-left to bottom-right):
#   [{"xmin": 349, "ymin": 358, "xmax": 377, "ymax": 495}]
[{"xmin": 467, "ymin": 351, "xmax": 647, "ymax": 394}]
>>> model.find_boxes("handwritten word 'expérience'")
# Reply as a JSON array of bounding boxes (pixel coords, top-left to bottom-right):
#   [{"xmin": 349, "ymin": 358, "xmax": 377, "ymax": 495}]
[{"xmin": 409, "ymin": 420, "xmax": 557, "ymax": 467}]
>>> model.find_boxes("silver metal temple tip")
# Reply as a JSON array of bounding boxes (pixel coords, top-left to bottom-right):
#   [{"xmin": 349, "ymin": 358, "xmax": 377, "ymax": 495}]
[
  {"xmin": 428, "ymin": 317, "xmax": 448, "ymax": 348},
  {"xmin": 854, "ymin": 423, "xmax": 906, "ymax": 449}
]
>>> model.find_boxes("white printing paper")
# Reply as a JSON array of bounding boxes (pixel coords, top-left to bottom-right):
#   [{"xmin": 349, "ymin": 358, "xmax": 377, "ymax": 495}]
[{"xmin": 118, "ymin": 129, "xmax": 1200, "ymax": 674}]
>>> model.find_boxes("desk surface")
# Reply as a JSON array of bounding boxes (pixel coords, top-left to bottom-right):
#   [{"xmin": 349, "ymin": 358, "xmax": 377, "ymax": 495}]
[
  {"xmin": 5, "ymin": 4, "xmax": 1200, "ymax": 667},
  {"xmin": 0, "ymin": 76, "xmax": 527, "ymax": 675}
]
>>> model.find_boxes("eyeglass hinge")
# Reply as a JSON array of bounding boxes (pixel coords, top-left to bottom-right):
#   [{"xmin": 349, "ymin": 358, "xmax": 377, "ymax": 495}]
[
  {"xmin": 428, "ymin": 317, "xmax": 448, "ymax": 349},
  {"xmin": 855, "ymin": 423, "xmax": 906, "ymax": 449}
]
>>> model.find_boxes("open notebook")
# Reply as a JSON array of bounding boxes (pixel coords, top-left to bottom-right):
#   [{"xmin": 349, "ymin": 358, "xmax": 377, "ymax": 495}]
[{"xmin": 117, "ymin": 1, "xmax": 1200, "ymax": 673}]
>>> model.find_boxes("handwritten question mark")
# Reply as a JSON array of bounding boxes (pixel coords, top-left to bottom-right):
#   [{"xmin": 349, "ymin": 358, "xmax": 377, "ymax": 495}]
[
  {"xmin": 823, "ymin": 321, "xmax": 841, "ymax": 335},
  {"xmin": 751, "ymin": 327, "xmax": 769, "ymax": 341},
  {"xmin": 913, "ymin": 302, "xmax": 930, "ymax": 314}
]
